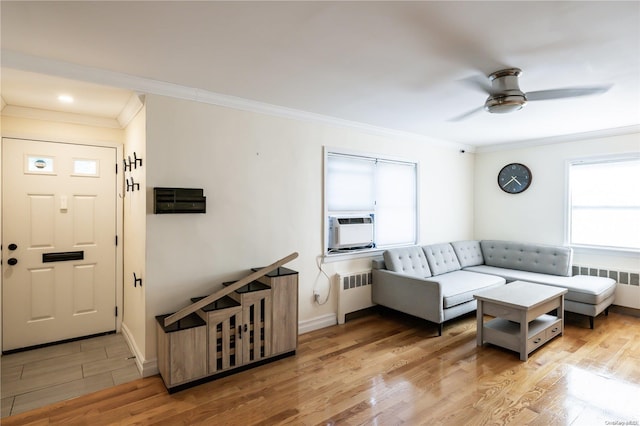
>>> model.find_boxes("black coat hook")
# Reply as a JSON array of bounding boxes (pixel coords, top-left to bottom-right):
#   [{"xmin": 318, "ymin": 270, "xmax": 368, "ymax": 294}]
[
  {"xmin": 133, "ymin": 272, "xmax": 143, "ymax": 287},
  {"xmin": 123, "ymin": 152, "xmax": 143, "ymax": 171},
  {"xmin": 133, "ymin": 151, "xmax": 143, "ymax": 169},
  {"xmin": 126, "ymin": 177, "xmax": 140, "ymax": 192}
]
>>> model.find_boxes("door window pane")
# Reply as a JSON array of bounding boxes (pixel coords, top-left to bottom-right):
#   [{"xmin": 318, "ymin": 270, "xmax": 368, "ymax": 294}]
[
  {"xmin": 73, "ymin": 159, "xmax": 99, "ymax": 176},
  {"xmin": 26, "ymin": 156, "xmax": 55, "ymax": 174}
]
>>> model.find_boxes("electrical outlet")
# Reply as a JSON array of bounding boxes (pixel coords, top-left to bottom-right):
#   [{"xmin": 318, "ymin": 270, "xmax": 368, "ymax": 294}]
[{"xmin": 313, "ymin": 289, "xmax": 320, "ymax": 302}]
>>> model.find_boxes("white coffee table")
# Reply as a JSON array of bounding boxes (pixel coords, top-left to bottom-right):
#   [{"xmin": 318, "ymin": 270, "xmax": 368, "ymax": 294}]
[{"xmin": 474, "ymin": 280, "xmax": 568, "ymax": 361}]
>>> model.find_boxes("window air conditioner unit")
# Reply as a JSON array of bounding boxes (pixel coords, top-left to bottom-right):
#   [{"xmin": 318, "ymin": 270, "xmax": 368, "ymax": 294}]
[{"xmin": 328, "ymin": 216, "xmax": 374, "ymax": 250}]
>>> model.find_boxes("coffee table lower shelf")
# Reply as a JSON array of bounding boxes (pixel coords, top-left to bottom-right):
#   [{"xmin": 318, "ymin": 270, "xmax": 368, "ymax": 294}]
[{"xmin": 482, "ymin": 314, "xmax": 562, "ymax": 360}]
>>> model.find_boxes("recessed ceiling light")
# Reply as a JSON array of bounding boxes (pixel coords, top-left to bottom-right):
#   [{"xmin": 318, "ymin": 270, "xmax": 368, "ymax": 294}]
[{"xmin": 58, "ymin": 94, "xmax": 74, "ymax": 103}]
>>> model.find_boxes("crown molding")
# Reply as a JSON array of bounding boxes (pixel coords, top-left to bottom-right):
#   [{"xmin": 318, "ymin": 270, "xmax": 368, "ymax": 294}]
[
  {"xmin": 475, "ymin": 125, "xmax": 640, "ymax": 153},
  {"xmin": 1, "ymin": 50, "xmax": 470, "ymax": 152},
  {"xmin": 117, "ymin": 93, "xmax": 145, "ymax": 128},
  {"xmin": 191, "ymin": 88, "xmax": 473, "ymax": 152}
]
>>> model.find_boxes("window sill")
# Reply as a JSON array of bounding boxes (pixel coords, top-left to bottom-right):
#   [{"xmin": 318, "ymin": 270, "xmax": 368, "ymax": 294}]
[
  {"xmin": 322, "ymin": 248, "xmax": 384, "ymax": 263},
  {"xmin": 323, "ymin": 243, "xmax": 419, "ymax": 263},
  {"xmin": 570, "ymin": 244, "xmax": 640, "ymax": 259}
]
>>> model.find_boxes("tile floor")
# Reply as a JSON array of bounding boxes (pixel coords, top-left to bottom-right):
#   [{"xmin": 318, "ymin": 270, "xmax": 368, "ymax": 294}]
[{"xmin": 0, "ymin": 333, "xmax": 141, "ymax": 418}]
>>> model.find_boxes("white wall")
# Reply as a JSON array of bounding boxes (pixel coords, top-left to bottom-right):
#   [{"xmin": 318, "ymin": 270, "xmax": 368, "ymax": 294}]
[
  {"xmin": 121, "ymin": 106, "xmax": 148, "ymax": 372},
  {"xmin": 474, "ymin": 132, "xmax": 640, "ymax": 307},
  {"xmin": 142, "ymin": 94, "xmax": 474, "ymax": 361}
]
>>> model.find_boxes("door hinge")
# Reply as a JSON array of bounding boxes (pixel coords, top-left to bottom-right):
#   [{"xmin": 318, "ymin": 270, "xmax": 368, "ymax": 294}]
[
  {"xmin": 115, "ymin": 306, "xmax": 118, "ymax": 317},
  {"xmin": 115, "ymin": 235, "xmax": 118, "ymax": 246},
  {"xmin": 116, "ymin": 163, "xmax": 118, "ymax": 174}
]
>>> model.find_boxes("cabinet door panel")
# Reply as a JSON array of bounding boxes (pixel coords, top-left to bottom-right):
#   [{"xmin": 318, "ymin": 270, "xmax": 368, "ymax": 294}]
[
  {"xmin": 206, "ymin": 307, "xmax": 242, "ymax": 373},
  {"xmin": 269, "ymin": 275, "xmax": 298, "ymax": 354}
]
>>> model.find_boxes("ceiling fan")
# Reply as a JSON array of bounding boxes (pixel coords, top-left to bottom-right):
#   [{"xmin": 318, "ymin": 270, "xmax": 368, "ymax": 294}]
[{"xmin": 449, "ymin": 68, "xmax": 612, "ymax": 121}]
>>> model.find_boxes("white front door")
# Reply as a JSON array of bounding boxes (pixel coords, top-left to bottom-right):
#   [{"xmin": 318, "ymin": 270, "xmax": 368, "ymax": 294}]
[{"xmin": 2, "ymin": 138, "xmax": 117, "ymax": 351}]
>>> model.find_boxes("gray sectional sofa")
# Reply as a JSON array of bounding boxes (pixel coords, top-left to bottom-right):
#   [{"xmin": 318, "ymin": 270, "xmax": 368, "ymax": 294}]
[{"xmin": 372, "ymin": 240, "xmax": 617, "ymax": 335}]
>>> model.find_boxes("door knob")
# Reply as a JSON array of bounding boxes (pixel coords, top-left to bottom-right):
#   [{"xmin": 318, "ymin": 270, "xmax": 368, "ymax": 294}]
[
  {"xmin": 8, "ymin": 243, "xmax": 18, "ymax": 251},
  {"xmin": 7, "ymin": 258, "xmax": 18, "ymax": 266}
]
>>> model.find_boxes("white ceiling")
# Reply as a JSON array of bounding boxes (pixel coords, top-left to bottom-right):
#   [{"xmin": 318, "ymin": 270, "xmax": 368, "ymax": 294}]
[{"xmin": 1, "ymin": 1, "xmax": 639, "ymax": 148}]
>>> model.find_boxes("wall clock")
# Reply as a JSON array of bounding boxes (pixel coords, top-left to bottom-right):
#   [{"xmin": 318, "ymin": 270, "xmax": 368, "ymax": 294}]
[{"xmin": 498, "ymin": 163, "xmax": 532, "ymax": 194}]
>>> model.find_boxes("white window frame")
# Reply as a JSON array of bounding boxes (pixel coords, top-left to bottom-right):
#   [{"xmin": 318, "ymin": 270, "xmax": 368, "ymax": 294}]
[
  {"xmin": 565, "ymin": 153, "xmax": 640, "ymax": 255},
  {"xmin": 323, "ymin": 147, "xmax": 419, "ymax": 260}
]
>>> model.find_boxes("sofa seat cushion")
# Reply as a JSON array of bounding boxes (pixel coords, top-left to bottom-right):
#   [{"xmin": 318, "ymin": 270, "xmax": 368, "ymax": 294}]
[
  {"xmin": 423, "ymin": 243, "xmax": 462, "ymax": 276},
  {"xmin": 464, "ymin": 265, "xmax": 616, "ymax": 305},
  {"xmin": 428, "ymin": 270, "xmax": 506, "ymax": 308},
  {"xmin": 383, "ymin": 246, "xmax": 432, "ymax": 278}
]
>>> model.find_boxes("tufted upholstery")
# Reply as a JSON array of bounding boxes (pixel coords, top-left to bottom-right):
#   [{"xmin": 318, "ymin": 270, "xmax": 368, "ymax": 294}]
[
  {"xmin": 480, "ymin": 240, "xmax": 572, "ymax": 277},
  {"xmin": 422, "ymin": 243, "xmax": 462, "ymax": 275},
  {"xmin": 451, "ymin": 240, "xmax": 485, "ymax": 267},
  {"xmin": 383, "ymin": 246, "xmax": 432, "ymax": 278},
  {"xmin": 373, "ymin": 239, "xmax": 614, "ymax": 333}
]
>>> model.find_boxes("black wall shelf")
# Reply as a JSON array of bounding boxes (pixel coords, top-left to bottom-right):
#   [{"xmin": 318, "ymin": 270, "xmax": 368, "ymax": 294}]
[{"xmin": 153, "ymin": 187, "xmax": 206, "ymax": 214}]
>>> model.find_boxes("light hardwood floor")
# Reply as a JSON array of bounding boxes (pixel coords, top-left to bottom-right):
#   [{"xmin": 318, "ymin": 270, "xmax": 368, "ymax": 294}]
[{"xmin": 3, "ymin": 309, "xmax": 640, "ymax": 425}]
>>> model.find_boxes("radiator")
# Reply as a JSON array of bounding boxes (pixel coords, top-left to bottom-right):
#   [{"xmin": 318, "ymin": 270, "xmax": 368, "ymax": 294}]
[
  {"xmin": 573, "ymin": 265, "xmax": 640, "ymax": 309},
  {"xmin": 337, "ymin": 270, "xmax": 374, "ymax": 324}
]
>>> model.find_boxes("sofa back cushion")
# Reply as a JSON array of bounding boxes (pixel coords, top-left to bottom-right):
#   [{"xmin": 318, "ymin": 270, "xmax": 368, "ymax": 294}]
[
  {"xmin": 451, "ymin": 240, "xmax": 484, "ymax": 267},
  {"xmin": 480, "ymin": 240, "xmax": 573, "ymax": 277},
  {"xmin": 383, "ymin": 246, "xmax": 432, "ymax": 278},
  {"xmin": 423, "ymin": 243, "xmax": 462, "ymax": 276}
]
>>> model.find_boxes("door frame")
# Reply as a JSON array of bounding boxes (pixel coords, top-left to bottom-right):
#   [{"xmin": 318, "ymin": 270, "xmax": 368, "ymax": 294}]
[{"xmin": 0, "ymin": 136, "xmax": 124, "ymax": 352}]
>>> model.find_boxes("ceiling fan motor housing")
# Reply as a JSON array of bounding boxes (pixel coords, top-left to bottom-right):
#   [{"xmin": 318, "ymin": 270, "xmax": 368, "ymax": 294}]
[{"xmin": 485, "ymin": 68, "xmax": 527, "ymax": 113}]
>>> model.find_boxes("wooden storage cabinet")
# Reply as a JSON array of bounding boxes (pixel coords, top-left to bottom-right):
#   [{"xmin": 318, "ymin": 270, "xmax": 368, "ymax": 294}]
[
  {"xmin": 156, "ymin": 313, "xmax": 208, "ymax": 388},
  {"xmin": 192, "ymin": 296, "xmax": 242, "ymax": 373},
  {"xmin": 254, "ymin": 267, "xmax": 298, "ymax": 355},
  {"xmin": 157, "ymin": 267, "xmax": 298, "ymax": 391},
  {"xmin": 224, "ymin": 280, "xmax": 273, "ymax": 365}
]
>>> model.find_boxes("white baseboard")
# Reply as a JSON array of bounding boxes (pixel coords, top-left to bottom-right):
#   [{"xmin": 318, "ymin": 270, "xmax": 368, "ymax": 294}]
[
  {"xmin": 298, "ymin": 313, "xmax": 337, "ymax": 334},
  {"xmin": 121, "ymin": 323, "xmax": 158, "ymax": 378}
]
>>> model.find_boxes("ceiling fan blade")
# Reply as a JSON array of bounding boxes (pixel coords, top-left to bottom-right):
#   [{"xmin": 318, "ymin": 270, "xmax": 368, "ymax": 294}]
[
  {"xmin": 458, "ymin": 75, "xmax": 494, "ymax": 95},
  {"xmin": 526, "ymin": 85, "xmax": 612, "ymax": 101},
  {"xmin": 397, "ymin": 3, "xmax": 508, "ymax": 75},
  {"xmin": 447, "ymin": 106, "xmax": 485, "ymax": 122}
]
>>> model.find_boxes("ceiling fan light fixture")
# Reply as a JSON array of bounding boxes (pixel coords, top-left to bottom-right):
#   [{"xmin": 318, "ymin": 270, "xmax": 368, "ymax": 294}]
[
  {"xmin": 450, "ymin": 66, "xmax": 611, "ymax": 121},
  {"xmin": 485, "ymin": 67, "xmax": 527, "ymax": 113},
  {"xmin": 57, "ymin": 94, "xmax": 74, "ymax": 104},
  {"xmin": 485, "ymin": 94, "xmax": 527, "ymax": 114}
]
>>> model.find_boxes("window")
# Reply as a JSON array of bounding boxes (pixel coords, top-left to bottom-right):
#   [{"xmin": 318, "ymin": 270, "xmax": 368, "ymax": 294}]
[
  {"xmin": 325, "ymin": 149, "xmax": 417, "ymax": 254},
  {"xmin": 26, "ymin": 155, "xmax": 55, "ymax": 174},
  {"xmin": 567, "ymin": 155, "xmax": 640, "ymax": 251},
  {"xmin": 72, "ymin": 159, "xmax": 99, "ymax": 176}
]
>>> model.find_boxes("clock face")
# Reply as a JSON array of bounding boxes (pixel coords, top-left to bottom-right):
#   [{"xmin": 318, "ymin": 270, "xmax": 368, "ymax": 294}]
[{"xmin": 498, "ymin": 163, "xmax": 532, "ymax": 194}]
